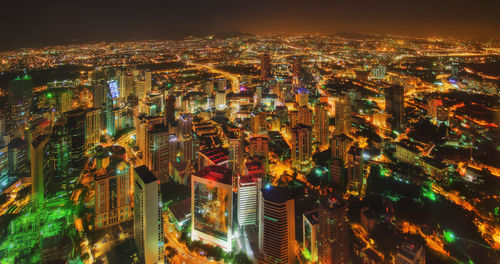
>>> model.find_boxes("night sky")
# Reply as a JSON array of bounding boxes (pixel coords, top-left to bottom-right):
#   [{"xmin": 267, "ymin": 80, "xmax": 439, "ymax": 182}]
[{"xmin": 1, "ymin": 0, "xmax": 499, "ymax": 50}]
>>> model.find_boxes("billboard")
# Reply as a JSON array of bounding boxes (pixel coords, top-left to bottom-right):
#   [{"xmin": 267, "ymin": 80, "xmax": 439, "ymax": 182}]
[
  {"xmin": 108, "ymin": 80, "xmax": 119, "ymax": 99},
  {"xmin": 193, "ymin": 181, "xmax": 230, "ymax": 241}
]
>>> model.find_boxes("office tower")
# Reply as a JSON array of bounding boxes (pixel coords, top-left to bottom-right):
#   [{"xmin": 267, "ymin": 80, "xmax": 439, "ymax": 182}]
[
  {"xmin": 334, "ymin": 93, "xmax": 350, "ymax": 135},
  {"xmin": 93, "ymin": 84, "xmax": 107, "ymax": 109},
  {"xmin": 85, "ymin": 108, "xmax": 100, "ymax": 152},
  {"xmin": 436, "ymin": 105, "xmax": 449, "ymax": 125},
  {"xmin": 292, "ymin": 55, "xmax": 303, "ymax": 85},
  {"xmin": 165, "ymin": 95, "xmax": 176, "ymax": 125},
  {"xmin": 330, "ymin": 158, "xmax": 343, "ymax": 188},
  {"xmin": 318, "ymin": 195, "xmax": 349, "ymax": 264},
  {"xmin": 215, "ymin": 91, "xmax": 227, "ymax": 109},
  {"xmin": 134, "ymin": 166, "xmax": 164, "ymax": 264},
  {"xmin": 297, "ymin": 105, "xmax": 313, "ymax": 126},
  {"xmin": 216, "ymin": 78, "xmax": 227, "ymax": 91},
  {"xmin": 229, "ymin": 131, "xmax": 244, "ymax": 179},
  {"xmin": 31, "ymin": 135, "xmax": 49, "ymax": 208},
  {"xmin": 145, "ymin": 71, "xmax": 152, "ymax": 95},
  {"xmin": 24, "ymin": 117, "xmax": 51, "ymax": 171},
  {"xmin": 427, "ymin": 98, "xmax": 443, "ymax": 121},
  {"xmin": 303, "ymin": 210, "xmax": 319, "ymax": 263},
  {"xmin": 179, "ymin": 113, "xmax": 193, "ymax": 136},
  {"xmin": 60, "ymin": 89, "xmax": 72, "ymax": 113},
  {"xmin": 295, "ymin": 88, "xmax": 308, "ymax": 107},
  {"xmin": 237, "ymin": 164, "xmax": 263, "ymax": 227},
  {"xmin": 249, "ymin": 136, "xmax": 269, "ymax": 172},
  {"xmin": 261, "ymin": 53, "xmax": 272, "ymax": 81},
  {"xmin": 291, "ymin": 124, "xmax": 312, "ymax": 173},
  {"xmin": 95, "ymin": 158, "xmax": 132, "ymax": 229},
  {"xmin": 8, "ymin": 137, "xmax": 28, "ymax": 178},
  {"xmin": 371, "ymin": 65, "xmax": 387, "ymax": 80},
  {"xmin": 331, "ymin": 134, "xmax": 353, "ymax": 162},
  {"xmin": 105, "ymin": 95, "xmax": 115, "ymax": 137},
  {"xmin": 191, "ymin": 165, "xmax": 233, "ymax": 251},
  {"xmin": 0, "ymin": 147, "xmax": 9, "ymax": 191},
  {"xmin": 258, "ymin": 186, "xmax": 295, "ymax": 264},
  {"xmin": 9, "ymin": 102, "xmax": 30, "ymax": 139},
  {"xmin": 144, "ymin": 119, "xmax": 169, "ymax": 178},
  {"xmin": 385, "ymin": 85, "xmax": 404, "ymax": 131},
  {"xmin": 346, "ymin": 146, "xmax": 366, "ymax": 197},
  {"xmin": 47, "ymin": 119, "xmax": 71, "ymax": 196},
  {"xmin": 395, "ymin": 240, "xmax": 425, "ymax": 264},
  {"xmin": 66, "ymin": 109, "xmax": 86, "ymax": 169},
  {"xmin": 314, "ymin": 102, "xmax": 330, "ymax": 148},
  {"xmin": 250, "ymin": 112, "xmax": 266, "ymax": 133}
]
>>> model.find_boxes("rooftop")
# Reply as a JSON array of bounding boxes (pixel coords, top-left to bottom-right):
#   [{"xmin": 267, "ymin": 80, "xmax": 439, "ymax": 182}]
[{"xmin": 134, "ymin": 165, "xmax": 158, "ymax": 184}]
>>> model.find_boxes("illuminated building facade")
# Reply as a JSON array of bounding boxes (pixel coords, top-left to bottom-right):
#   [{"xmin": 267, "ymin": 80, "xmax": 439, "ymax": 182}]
[
  {"xmin": 85, "ymin": 108, "xmax": 100, "ymax": 152},
  {"xmin": 303, "ymin": 210, "xmax": 319, "ymax": 262},
  {"xmin": 134, "ymin": 166, "xmax": 164, "ymax": 264},
  {"xmin": 346, "ymin": 146, "xmax": 367, "ymax": 197},
  {"xmin": 334, "ymin": 93, "xmax": 350, "ymax": 135},
  {"xmin": 95, "ymin": 158, "xmax": 132, "ymax": 229},
  {"xmin": 318, "ymin": 195, "xmax": 349, "ymax": 264},
  {"xmin": 237, "ymin": 162, "xmax": 264, "ymax": 227},
  {"xmin": 314, "ymin": 102, "xmax": 330, "ymax": 148},
  {"xmin": 31, "ymin": 135, "xmax": 49, "ymax": 208},
  {"xmin": 258, "ymin": 186, "xmax": 295, "ymax": 264},
  {"xmin": 291, "ymin": 124, "xmax": 312, "ymax": 173},
  {"xmin": 261, "ymin": 53, "xmax": 272, "ymax": 81},
  {"xmin": 395, "ymin": 240, "xmax": 425, "ymax": 264},
  {"xmin": 191, "ymin": 165, "xmax": 233, "ymax": 251},
  {"xmin": 144, "ymin": 120, "xmax": 170, "ymax": 178}
]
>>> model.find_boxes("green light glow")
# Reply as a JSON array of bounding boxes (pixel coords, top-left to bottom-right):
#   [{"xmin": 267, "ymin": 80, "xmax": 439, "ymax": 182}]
[
  {"xmin": 301, "ymin": 248, "xmax": 311, "ymax": 260},
  {"xmin": 46, "ymin": 93, "xmax": 53, "ymax": 98},
  {"xmin": 444, "ymin": 230, "xmax": 456, "ymax": 243}
]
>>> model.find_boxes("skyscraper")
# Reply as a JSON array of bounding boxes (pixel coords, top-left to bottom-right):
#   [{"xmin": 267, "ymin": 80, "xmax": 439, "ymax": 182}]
[
  {"xmin": 346, "ymin": 146, "xmax": 366, "ymax": 197},
  {"xmin": 47, "ymin": 119, "xmax": 71, "ymax": 196},
  {"xmin": 318, "ymin": 195, "xmax": 349, "ymax": 264},
  {"xmin": 334, "ymin": 93, "xmax": 350, "ymax": 135},
  {"xmin": 237, "ymin": 162, "xmax": 263, "ymax": 227},
  {"xmin": 95, "ymin": 157, "xmax": 132, "ymax": 229},
  {"xmin": 261, "ymin": 53, "xmax": 272, "ymax": 81},
  {"xmin": 229, "ymin": 130, "xmax": 244, "ymax": 178},
  {"xmin": 31, "ymin": 135, "xmax": 49, "ymax": 208},
  {"xmin": 385, "ymin": 85, "xmax": 404, "ymax": 131},
  {"xmin": 297, "ymin": 105, "xmax": 313, "ymax": 126},
  {"xmin": 191, "ymin": 165, "xmax": 233, "ymax": 251},
  {"xmin": 303, "ymin": 210, "xmax": 319, "ymax": 263},
  {"xmin": 249, "ymin": 136, "xmax": 269, "ymax": 172},
  {"xmin": 258, "ymin": 186, "xmax": 295, "ymax": 264},
  {"xmin": 144, "ymin": 119, "xmax": 170, "ymax": 178},
  {"xmin": 134, "ymin": 166, "xmax": 164, "ymax": 264},
  {"xmin": 8, "ymin": 75, "xmax": 32, "ymax": 139},
  {"xmin": 66, "ymin": 109, "xmax": 86, "ymax": 170},
  {"xmin": 85, "ymin": 108, "xmax": 100, "ymax": 152},
  {"xmin": 314, "ymin": 102, "xmax": 330, "ymax": 148},
  {"xmin": 331, "ymin": 134, "xmax": 353, "ymax": 162},
  {"xmin": 291, "ymin": 55, "xmax": 303, "ymax": 85},
  {"xmin": 291, "ymin": 124, "xmax": 312, "ymax": 173}
]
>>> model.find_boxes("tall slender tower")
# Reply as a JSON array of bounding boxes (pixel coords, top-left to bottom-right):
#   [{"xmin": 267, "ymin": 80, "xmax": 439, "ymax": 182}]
[
  {"xmin": 259, "ymin": 186, "xmax": 296, "ymax": 264},
  {"xmin": 314, "ymin": 102, "xmax": 330, "ymax": 148},
  {"xmin": 291, "ymin": 124, "xmax": 312, "ymax": 173},
  {"xmin": 134, "ymin": 166, "xmax": 164, "ymax": 264},
  {"xmin": 334, "ymin": 93, "xmax": 350, "ymax": 135},
  {"xmin": 318, "ymin": 195, "xmax": 349, "ymax": 264},
  {"xmin": 385, "ymin": 85, "xmax": 404, "ymax": 131},
  {"xmin": 31, "ymin": 135, "xmax": 49, "ymax": 208},
  {"xmin": 261, "ymin": 53, "xmax": 272, "ymax": 81}
]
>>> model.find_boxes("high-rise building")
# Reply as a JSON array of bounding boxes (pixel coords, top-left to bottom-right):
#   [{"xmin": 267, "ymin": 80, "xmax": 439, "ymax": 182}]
[
  {"xmin": 318, "ymin": 195, "xmax": 349, "ymax": 264},
  {"xmin": 66, "ymin": 109, "xmax": 86, "ymax": 170},
  {"xmin": 9, "ymin": 74, "xmax": 33, "ymax": 106},
  {"xmin": 292, "ymin": 55, "xmax": 303, "ymax": 85},
  {"xmin": 179, "ymin": 113, "xmax": 193, "ymax": 137},
  {"xmin": 261, "ymin": 53, "xmax": 272, "ymax": 81},
  {"xmin": 0, "ymin": 147, "xmax": 8, "ymax": 191},
  {"xmin": 60, "ymin": 89, "xmax": 73, "ymax": 113},
  {"xmin": 47, "ymin": 119, "xmax": 71, "ymax": 196},
  {"xmin": 385, "ymin": 85, "xmax": 404, "ymax": 131},
  {"xmin": 85, "ymin": 108, "xmax": 100, "ymax": 152},
  {"xmin": 105, "ymin": 95, "xmax": 115, "ymax": 137},
  {"xmin": 31, "ymin": 135, "xmax": 49, "ymax": 208},
  {"xmin": 144, "ymin": 119, "xmax": 170, "ymax": 178},
  {"xmin": 297, "ymin": 105, "xmax": 313, "ymax": 126},
  {"xmin": 249, "ymin": 136, "xmax": 269, "ymax": 172},
  {"xmin": 314, "ymin": 102, "xmax": 330, "ymax": 148},
  {"xmin": 191, "ymin": 165, "xmax": 233, "ymax": 251},
  {"xmin": 134, "ymin": 166, "xmax": 164, "ymax": 264},
  {"xmin": 250, "ymin": 112, "xmax": 266, "ymax": 133},
  {"xmin": 303, "ymin": 210, "xmax": 319, "ymax": 263},
  {"xmin": 334, "ymin": 93, "xmax": 350, "ymax": 135},
  {"xmin": 291, "ymin": 124, "xmax": 312, "ymax": 173},
  {"xmin": 237, "ymin": 162, "xmax": 264, "ymax": 227},
  {"xmin": 330, "ymin": 158, "xmax": 343, "ymax": 188},
  {"xmin": 8, "ymin": 76, "xmax": 32, "ymax": 139},
  {"xmin": 331, "ymin": 134, "xmax": 353, "ymax": 162},
  {"xmin": 8, "ymin": 137, "xmax": 28, "ymax": 179},
  {"xmin": 215, "ymin": 91, "xmax": 226, "ymax": 109},
  {"xmin": 95, "ymin": 158, "xmax": 132, "ymax": 229},
  {"xmin": 346, "ymin": 146, "xmax": 366, "ymax": 197},
  {"xmin": 395, "ymin": 240, "xmax": 425, "ymax": 264},
  {"xmin": 165, "ymin": 95, "xmax": 176, "ymax": 126},
  {"xmin": 371, "ymin": 65, "xmax": 387, "ymax": 80},
  {"xmin": 229, "ymin": 131, "xmax": 244, "ymax": 180},
  {"xmin": 258, "ymin": 186, "xmax": 295, "ymax": 264}
]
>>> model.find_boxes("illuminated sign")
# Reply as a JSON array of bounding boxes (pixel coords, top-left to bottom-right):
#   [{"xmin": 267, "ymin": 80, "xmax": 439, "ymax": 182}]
[{"xmin": 108, "ymin": 80, "xmax": 119, "ymax": 99}]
